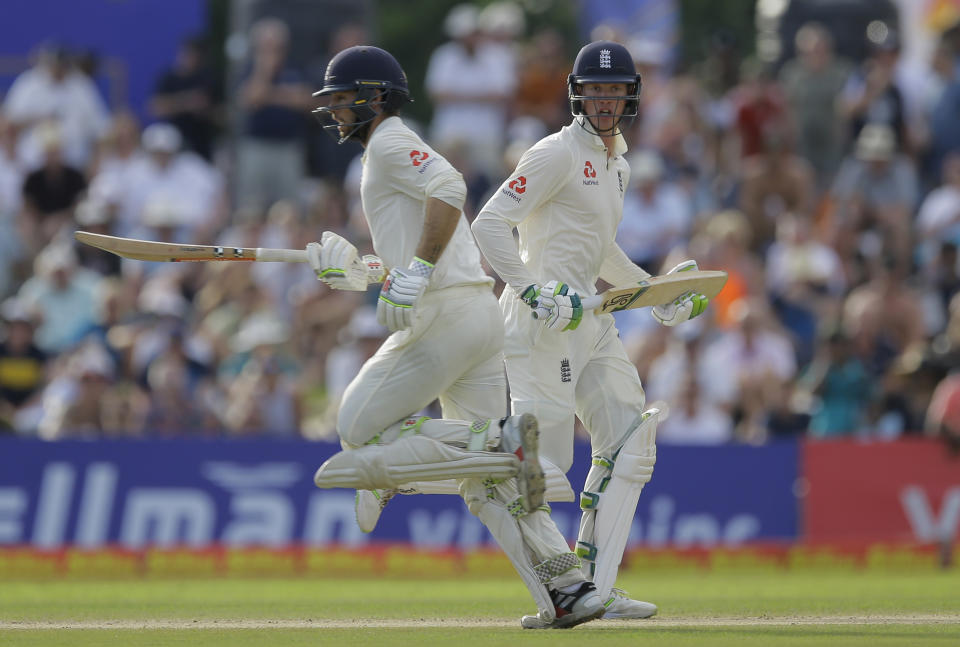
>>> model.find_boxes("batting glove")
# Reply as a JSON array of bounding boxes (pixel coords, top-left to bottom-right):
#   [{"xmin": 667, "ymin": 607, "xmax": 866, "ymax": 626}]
[
  {"xmin": 307, "ymin": 232, "xmax": 370, "ymax": 291},
  {"xmin": 377, "ymin": 257, "xmax": 433, "ymax": 332},
  {"xmin": 651, "ymin": 260, "xmax": 710, "ymax": 327},
  {"xmin": 526, "ymin": 280, "xmax": 583, "ymax": 331}
]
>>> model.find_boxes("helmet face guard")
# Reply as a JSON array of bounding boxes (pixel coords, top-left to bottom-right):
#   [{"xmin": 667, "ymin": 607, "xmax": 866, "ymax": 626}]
[
  {"xmin": 568, "ymin": 40, "xmax": 642, "ymax": 137},
  {"xmin": 313, "ymin": 81, "xmax": 402, "ymax": 144},
  {"xmin": 311, "ymin": 46, "xmax": 411, "ymax": 144},
  {"xmin": 568, "ymin": 76, "xmax": 642, "ymax": 136}
]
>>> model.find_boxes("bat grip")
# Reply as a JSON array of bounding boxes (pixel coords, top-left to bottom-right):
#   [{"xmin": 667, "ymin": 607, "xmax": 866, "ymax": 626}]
[
  {"xmin": 580, "ymin": 295, "xmax": 602, "ymax": 310},
  {"xmin": 255, "ymin": 248, "xmax": 308, "ymax": 263}
]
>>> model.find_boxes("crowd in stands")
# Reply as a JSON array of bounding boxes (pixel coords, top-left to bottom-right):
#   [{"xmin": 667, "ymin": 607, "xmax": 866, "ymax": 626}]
[{"xmin": 0, "ymin": 3, "xmax": 958, "ymax": 448}]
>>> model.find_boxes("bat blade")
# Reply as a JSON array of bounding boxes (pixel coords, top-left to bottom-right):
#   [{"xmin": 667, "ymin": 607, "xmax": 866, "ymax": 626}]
[
  {"xmin": 585, "ymin": 270, "xmax": 728, "ymax": 314},
  {"xmin": 74, "ymin": 231, "xmax": 305, "ymax": 263}
]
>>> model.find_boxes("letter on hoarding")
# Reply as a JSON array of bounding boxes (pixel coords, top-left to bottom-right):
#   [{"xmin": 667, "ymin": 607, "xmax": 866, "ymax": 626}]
[{"xmin": 120, "ymin": 489, "xmax": 215, "ymax": 547}]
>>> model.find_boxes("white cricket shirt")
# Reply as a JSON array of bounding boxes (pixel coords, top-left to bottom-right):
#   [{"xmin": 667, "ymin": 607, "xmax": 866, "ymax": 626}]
[
  {"xmin": 361, "ymin": 116, "xmax": 492, "ymax": 290},
  {"xmin": 473, "ymin": 117, "xmax": 650, "ymax": 297}
]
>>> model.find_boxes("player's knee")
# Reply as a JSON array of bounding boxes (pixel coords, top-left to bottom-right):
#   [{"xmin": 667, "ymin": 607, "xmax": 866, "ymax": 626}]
[{"xmin": 336, "ymin": 407, "xmax": 371, "ymax": 448}]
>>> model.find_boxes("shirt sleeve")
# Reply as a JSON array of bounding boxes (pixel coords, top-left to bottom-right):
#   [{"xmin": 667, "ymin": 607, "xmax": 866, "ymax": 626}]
[
  {"xmin": 472, "ymin": 137, "xmax": 574, "ymax": 290},
  {"xmin": 372, "ymin": 124, "xmax": 467, "ymax": 211},
  {"xmin": 599, "ymin": 241, "xmax": 651, "ymax": 286}
]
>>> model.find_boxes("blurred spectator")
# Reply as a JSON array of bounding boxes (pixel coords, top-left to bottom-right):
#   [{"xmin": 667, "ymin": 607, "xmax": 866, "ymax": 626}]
[
  {"xmin": 730, "ymin": 59, "xmax": 788, "ymax": 160},
  {"xmin": 89, "ymin": 110, "xmax": 141, "ymax": 190},
  {"xmin": 617, "ymin": 149, "xmax": 693, "ymax": 269},
  {"xmin": 800, "ymin": 328, "xmax": 876, "ymax": 438},
  {"xmin": 17, "ymin": 243, "xmax": 102, "ymax": 354},
  {"xmin": 842, "ymin": 255, "xmax": 926, "ymax": 374},
  {"xmin": 224, "ymin": 349, "xmax": 301, "ymax": 436},
  {"xmin": 2, "ymin": 43, "xmax": 110, "ymax": 169},
  {"xmin": 738, "ymin": 124, "xmax": 816, "ymax": 252},
  {"xmin": 305, "ymin": 23, "xmax": 366, "ymax": 185},
  {"xmin": 765, "ymin": 213, "xmax": 846, "ymax": 367},
  {"xmin": 110, "ymin": 122, "xmax": 224, "ymax": 240},
  {"xmin": 150, "ymin": 35, "xmax": 219, "ymax": 160},
  {"xmin": 657, "ymin": 375, "xmax": 734, "ymax": 445},
  {"xmin": 692, "ymin": 210, "xmax": 764, "ymax": 327},
  {"xmin": 0, "ymin": 115, "xmax": 23, "ymax": 220},
  {"xmin": 917, "ymin": 152, "xmax": 960, "ymax": 268},
  {"xmin": 778, "ymin": 23, "xmax": 852, "ymax": 190},
  {"xmin": 926, "ymin": 370, "xmax": 960, "ymax": 450},
  {"xmin": 0, "ymin": 115, "xmax": 26, "ymax": 298},
  {"xmin": 20, "ymin": 123, "xmax": 86, "ymax": 251},
  {"xmin": 926, "ymin": 42, "xmax": 960, "ymax": 185},
  {"xmin": 839, "ymin": 31, "xmax": 908, "ymax": 150},
  {"xmin": 512, "ymin": 28, "xmax": 570, "ymax": 131},
  {"xmin": 426, "ymin": 3, "xmax": 516, "ymax": 175},
  {"xmin": 701, "ymin": 298, "xmax": 797, "ymax": 442},
  {"xmin": 236, "ymin": 17, "xmax": 312, "ymax": 214},
  {"xmin": 479, "ymin": 1, "xmax": 525, "ymax": 68},
  {"xmin": 830, "ymin": 123, "xmax": 918, "ymax": 272},
  {"xmin": 73, "ymin": 199, "xmax": 121, "ymax": 276},
  {"xmin": 0, "ymin": 299, "xmax": 46, "ymax": 432},
  {"xmin": 645, "ymin": 324, "xmax": 735, "ymax": 413}
]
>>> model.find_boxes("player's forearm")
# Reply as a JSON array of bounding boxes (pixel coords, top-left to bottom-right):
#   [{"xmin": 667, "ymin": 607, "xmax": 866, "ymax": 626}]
[
  {"xmin": 471, "ymin": 213, "xmax": 538, "ymax": 290},
  {"xmin": 599, "ymin": 243, "xmax": 651, "ymax": 286},
  {"xmin": 414, "ymin": 197, "xmax": 461, "ymax": 264}
]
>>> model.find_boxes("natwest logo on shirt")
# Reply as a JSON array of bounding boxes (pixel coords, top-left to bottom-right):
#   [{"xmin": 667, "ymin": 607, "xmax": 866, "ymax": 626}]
[
  {"xmin": 583, "ymin": 161, "xmax": 599, "ymax": 186},
  {"xmin": 410, "ymin": 150, "xmax": 429, "ymax": 166},
  {"xmin": 409, "ymin": 149, "xmax": 436, "ymax": 174},
  {"xmin": 501, "ymin": 175, "xmax": 526, "ymax": 203}
]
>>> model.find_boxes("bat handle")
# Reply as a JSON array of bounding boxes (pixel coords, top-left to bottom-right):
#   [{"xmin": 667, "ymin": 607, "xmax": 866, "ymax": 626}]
[
  {"xmin": 580, "ymin": 295, "xmax": 602, "ymax": 311},
  {"xmin": 255, "ymin": 248, "xmax": 308, "ymax": 263}
]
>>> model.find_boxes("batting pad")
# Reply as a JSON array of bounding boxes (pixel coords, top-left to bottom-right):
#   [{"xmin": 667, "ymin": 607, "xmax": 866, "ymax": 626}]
[
  {"xmin": 392, "ymin": 456, "xmax": 575, "ymax": 501},
  {"xmin": 314, "ymin": 435, "xmax": 520, "ymax": 490},
  {"xmin": 581, "ymin": 408, "xmax": 659, "ymax": 602}
]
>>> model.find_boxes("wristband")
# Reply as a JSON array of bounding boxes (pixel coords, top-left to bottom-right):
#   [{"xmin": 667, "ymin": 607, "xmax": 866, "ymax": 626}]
[{"xmin": 407, "ymin": 256, "xmax": 435, "ymax": 278}]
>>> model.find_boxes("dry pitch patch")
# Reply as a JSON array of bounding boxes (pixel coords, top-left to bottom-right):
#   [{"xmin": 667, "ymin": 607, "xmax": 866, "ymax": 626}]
[{"xmin": 4, "ymin": 615, "xmax": 960, "ymax": 630}]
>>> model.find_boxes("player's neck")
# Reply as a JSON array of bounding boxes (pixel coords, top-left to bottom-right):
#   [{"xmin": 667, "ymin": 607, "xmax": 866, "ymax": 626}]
[{"xmin": 361, "ymin": 113, "xmax": 391, "ymax": 147}]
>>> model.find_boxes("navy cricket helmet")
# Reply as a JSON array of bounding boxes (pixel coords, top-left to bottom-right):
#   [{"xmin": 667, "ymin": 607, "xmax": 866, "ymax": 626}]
[
  {"xmin": 312, "ymin": 45, "xmax": 411, "ymax": 143},
  {"xmin": 568, "ymin": 40, "xmax": 642, "ymax": 131}
]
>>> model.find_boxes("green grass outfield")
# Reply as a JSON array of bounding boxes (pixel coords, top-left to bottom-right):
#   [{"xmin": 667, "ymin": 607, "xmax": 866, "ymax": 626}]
[{"xmin": 2, "ymin": 570, "xmax": 959, "ymax": 646}]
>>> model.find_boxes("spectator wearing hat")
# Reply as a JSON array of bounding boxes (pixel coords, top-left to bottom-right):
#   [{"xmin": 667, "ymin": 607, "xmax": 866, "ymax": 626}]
[
  {"xmin": 0, "ymin": 298, "xmax": 46, "ymax": 433},
  {"xmin": 114, "ymin": 122, "xmax": 224, "ymax": 240},
  {"xmin": 831, "ymin": 123, "xmax": 918, "ymax": 272},
  {"xmin": 426, "ymin": 3, "xmax": 517, "ymax": 175}
]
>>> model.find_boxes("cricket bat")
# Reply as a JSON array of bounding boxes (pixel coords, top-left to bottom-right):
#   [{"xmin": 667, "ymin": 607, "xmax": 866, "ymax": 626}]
[
  {"xmin": 74, "ymin": 231, "xmax": 308, "ymax": 263},
  {"xmin": 580, "ymin": 270, "xmax": 728, "ymax": 314}
]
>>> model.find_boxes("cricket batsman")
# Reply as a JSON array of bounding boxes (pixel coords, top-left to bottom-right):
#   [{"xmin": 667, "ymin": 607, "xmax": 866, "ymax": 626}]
[
  {"xmin": 471, "ymin": 40, "xmax": 711, "ymax": 620},
  {"xmin": 308, "ymin": 45, "xmax": 607, "ymax": 628}
]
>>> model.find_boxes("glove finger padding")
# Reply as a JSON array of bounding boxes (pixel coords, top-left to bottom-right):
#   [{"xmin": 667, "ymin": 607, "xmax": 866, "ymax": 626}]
[
  {"xmin": 377, "ymin": 268, "xmax": 428, "ymax": 332},
  {"xmin": 536, "ymin": 281, "xmax": 582, "ymax": 331}
]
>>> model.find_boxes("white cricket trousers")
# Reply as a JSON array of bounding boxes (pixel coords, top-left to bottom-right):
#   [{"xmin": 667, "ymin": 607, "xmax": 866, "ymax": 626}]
[
  {"xmin": 337, "ymin": 284, "xmax": 507, "ymax": 447},
  {"xmin": 501, "ymin": 289, "xmax": 646, "ymax": 472}
]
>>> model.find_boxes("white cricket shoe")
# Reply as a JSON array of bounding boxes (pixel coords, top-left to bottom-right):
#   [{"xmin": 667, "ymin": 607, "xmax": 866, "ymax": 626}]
[
  {"xmin": 601, "ymin": 588, "xmax": 658, "ymax": 619},
  {"xmin": 500, "ymin": 413, "xmax": 546, "ymax": 513},
  {"xmin": 355, "ymin": 488, "xmax": 413, "ymax": 533},
  {"xmin": 521, "ymin": 581, "xmax": 606, "ymax": 629}
]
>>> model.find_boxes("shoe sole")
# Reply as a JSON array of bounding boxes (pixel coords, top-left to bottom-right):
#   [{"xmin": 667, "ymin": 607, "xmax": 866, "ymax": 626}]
[
  {"xmin": 515, "ymin": 413, "xmax": 546, "ymax": 512},
  {"xmin": 522, "ymin": 605, "xmax": 606, "ymax": 629}
]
